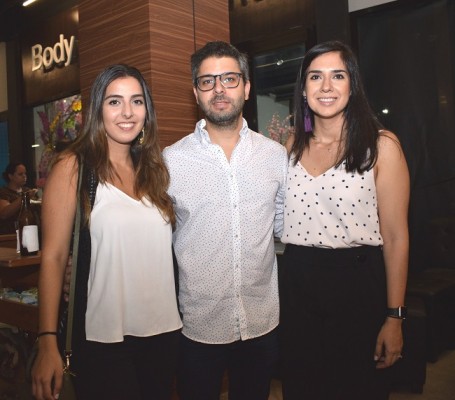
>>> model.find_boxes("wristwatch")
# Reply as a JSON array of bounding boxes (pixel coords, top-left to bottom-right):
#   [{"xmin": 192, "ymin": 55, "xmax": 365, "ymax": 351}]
[{"xmin": 387, "ymin": 306, "xmax": 407, "ymax": 319}]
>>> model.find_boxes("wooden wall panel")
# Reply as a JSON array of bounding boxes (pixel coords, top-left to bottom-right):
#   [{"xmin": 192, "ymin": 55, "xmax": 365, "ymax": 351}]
[
  {"xmin": 78, "ymin": 0, "xmax": 152, "ymax": 109},
  {"xmin": 148, "ymin": 0, "xmax": 198, "ymax": 146},
  {"xmin": 192, "ymin": 0, "xmax": 230, "ymax": 121},
  {"xmin": 78, "ymin": 0, "xmax": 230, "ymax": 147},
  {"xmin": 194, "ymin": 0, "xmax": 230, "ymax": 48}
]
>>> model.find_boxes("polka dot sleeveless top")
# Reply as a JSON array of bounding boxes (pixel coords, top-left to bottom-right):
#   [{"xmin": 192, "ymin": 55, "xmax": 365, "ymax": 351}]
[{"xmin": 282, "ymin": 157, "xmax": 383, "ymax": 248}]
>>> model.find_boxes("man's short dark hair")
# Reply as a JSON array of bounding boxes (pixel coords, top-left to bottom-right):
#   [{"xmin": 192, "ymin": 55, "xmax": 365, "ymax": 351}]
[{"xmin": 190, "ymin": 41, "xmax": 250, "ymax": 86}]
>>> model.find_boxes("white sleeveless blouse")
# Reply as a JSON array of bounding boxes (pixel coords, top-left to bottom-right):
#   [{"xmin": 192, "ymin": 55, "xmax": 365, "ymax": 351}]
[
  {"xmin": 281, "ymin": 158, "xmax": 383, "ymax": 248},
  {"xmin": 85, "ymin": 183, "xmax": 182, "ymax": 343}
]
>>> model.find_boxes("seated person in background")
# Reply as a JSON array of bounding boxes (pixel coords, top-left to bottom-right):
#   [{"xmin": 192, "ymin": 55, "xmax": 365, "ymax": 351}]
[{"xmin": 0, "ymin": 162, "xmax": 37, "ymax": 234}]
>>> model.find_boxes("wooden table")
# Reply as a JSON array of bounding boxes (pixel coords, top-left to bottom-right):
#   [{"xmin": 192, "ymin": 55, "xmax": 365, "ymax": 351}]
[
  {"xmin": 0, "ymin": 247, "xmax": 40, "ymax": 332},
  {"xmin": 0, "ymin": 233, "xmax": 17, "ymax": 248}
]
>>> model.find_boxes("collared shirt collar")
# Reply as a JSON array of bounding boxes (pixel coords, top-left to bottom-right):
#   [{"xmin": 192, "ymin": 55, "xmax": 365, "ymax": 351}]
[{"xmin": 195, "ymin": 118, "xmax": 249, "ymax": 145}]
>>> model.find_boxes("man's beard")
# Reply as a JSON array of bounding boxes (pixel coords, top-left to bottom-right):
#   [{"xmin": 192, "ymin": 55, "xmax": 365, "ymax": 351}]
[{"xmin": 201, "ymin": 95, "xmax": 245, "ymax": 129}]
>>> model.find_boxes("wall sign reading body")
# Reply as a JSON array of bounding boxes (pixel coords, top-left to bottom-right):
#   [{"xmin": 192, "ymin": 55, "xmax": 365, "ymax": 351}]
[
  {"xmin": 31, "ymin": 34, "xmax": 76, "ymax": 71},
  {"xmin": 21, "ymin": 6, "xmax": 79, "ymax": 106}
]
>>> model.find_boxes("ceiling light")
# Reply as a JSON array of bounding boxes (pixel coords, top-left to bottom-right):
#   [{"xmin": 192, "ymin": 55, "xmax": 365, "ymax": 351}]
[{"xmin": 23, "ymin": 0, "xmax": 38, "ymax": 7}]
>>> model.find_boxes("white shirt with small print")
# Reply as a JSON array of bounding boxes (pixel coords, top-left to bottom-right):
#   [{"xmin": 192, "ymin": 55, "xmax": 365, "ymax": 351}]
[{"xmin": 163, "ymin": 118, "xmax": 288, "ymax": 344}]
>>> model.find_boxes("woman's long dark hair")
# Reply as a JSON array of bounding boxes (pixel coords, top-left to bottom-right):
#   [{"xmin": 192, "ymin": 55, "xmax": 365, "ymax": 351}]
[
  {"xmin": 291, "ymin": 41, "xmax": 383, "ymax": 173},
  {"xmin": 57, "ymin": 64, "xmax": 175, "ymax": 226}
]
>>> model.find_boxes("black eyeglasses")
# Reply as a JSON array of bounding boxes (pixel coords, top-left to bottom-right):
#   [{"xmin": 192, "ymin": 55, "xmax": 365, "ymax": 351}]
[{"xmin": 195, "ymin": 72, "xmax": 243, "ymax": 91}]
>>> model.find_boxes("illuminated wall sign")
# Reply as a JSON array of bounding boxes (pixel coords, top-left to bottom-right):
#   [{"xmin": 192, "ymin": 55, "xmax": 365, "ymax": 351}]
[
  {"xmin": 21, "ymin": 6, "xmax": 79, "ymax": 106},
  {"xmin": 31, "ymin": 34, "xmax": 76, "ymax": 71}
]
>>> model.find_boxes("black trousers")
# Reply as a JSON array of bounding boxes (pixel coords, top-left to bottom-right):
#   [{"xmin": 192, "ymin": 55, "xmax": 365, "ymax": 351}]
[
  {"xmin": 177, "ymin": 329, "xmax": 279, "ymax": 400},
  {"xmin": 72, "ymin": 329, "xmax": 180, "ymax": 400},
  {"xmin": 279, "ymin": 245, "xmax": 390, "ymax": 400}
]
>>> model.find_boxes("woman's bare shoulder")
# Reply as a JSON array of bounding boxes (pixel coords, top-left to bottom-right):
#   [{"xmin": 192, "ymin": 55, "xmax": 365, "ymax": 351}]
[
  {"xmin": 51, "ymin": 152, "xmax": 78, "ymax": 175},
  {"xmin": 45, "ymin": 153, "xmax": 80, "ymax": 191},
  {"xmin": 377, "ymin": 130, "xmax": 404, "ymax": 155}
]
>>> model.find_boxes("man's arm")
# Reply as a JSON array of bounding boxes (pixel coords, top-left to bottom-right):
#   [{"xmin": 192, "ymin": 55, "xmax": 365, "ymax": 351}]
[{"xmin": 274, "ymin": 146, "xmax": 288, "ymax": 238}]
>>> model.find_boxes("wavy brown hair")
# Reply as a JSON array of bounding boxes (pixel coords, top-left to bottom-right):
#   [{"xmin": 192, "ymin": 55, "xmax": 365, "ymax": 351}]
[{"xmin": 57, "ymin": 64, "xmax": 175, "ymax": 226}]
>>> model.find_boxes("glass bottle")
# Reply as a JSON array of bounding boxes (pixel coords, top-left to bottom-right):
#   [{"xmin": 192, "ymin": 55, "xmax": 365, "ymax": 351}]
[{"xmin": 17, "ymin": 191, "xmax": 39, "ymax": 256}]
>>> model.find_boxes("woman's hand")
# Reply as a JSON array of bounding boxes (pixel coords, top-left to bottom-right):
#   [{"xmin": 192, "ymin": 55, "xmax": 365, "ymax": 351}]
[
  {"xmin": 31, "ymin": 336, "xmax": 64, "ymax": 400},
  {"xmin": 374, "ymin": 317, "xmax": 403, "ymax": 369},
  {"xmin": 27, "ymin": 188, "xmax": 39, "ymax": 199}
]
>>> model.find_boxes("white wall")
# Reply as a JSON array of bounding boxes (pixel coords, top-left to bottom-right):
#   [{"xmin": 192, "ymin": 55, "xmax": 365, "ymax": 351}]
[
  {"xmin": 348, "ymin": 0, "xmax": 396, "ymax": 12},
  {"xmin": 0, "ymin": 42, "xmax": 7, "ymax": 112}
]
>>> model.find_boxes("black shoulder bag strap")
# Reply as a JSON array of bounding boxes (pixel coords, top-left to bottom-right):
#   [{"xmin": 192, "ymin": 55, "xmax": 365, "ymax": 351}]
[{"xmin": 64, "ymin": 161, "xmax": 83, "ymax": 373}]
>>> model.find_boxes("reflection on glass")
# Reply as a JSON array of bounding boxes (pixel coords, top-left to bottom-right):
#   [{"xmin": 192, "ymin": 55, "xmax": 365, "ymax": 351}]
[
  {"xmin": 253, "ymin": 44, "xmax": 305, "ymax": 141},
  {"xmin": 32, "ymin": 94, "xmax": 82, "ymax": 188}
]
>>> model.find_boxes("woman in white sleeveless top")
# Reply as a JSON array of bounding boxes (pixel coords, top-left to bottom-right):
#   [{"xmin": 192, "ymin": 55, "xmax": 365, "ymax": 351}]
[
  {"xmin": 280, "ymin": 41, "xmax": 409, "ymax": 400},
  {"xmin": 32, "ymin": 64, "xmax": 182, "ymax": 400}
]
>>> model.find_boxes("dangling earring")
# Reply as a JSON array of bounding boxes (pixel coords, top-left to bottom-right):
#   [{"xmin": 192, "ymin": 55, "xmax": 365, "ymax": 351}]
[
  {"xmin": 138, "ymin": 127, "xmax": 144, "ymax": 145},
  {"xmin": 303, "ymin": 96, "xmax": 312, "ymax": 132}
]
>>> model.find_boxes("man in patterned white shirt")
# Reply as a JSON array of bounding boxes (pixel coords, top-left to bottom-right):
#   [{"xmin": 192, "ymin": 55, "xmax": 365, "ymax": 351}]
[{"xmin": 163, "ymin": 41, "xmax": 288, "ymax": 400}]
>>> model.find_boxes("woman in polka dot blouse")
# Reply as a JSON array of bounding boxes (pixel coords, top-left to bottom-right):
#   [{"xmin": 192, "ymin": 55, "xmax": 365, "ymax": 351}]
[{"xmin": 279, "ymin": 41, "xmax": 410, "ymax": 400}]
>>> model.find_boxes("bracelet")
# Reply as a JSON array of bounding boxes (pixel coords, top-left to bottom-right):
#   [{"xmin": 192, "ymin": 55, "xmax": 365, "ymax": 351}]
[{"xmin": 37, "ymin": 331, "xmax": 57, "ymax": 338}]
